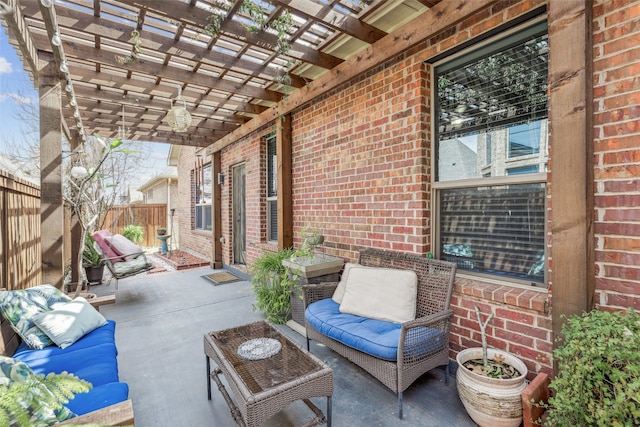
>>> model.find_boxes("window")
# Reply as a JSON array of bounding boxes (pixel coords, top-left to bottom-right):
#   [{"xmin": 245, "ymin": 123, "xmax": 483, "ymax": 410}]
[
  {"xmin": 195, "ymin": 163, "xmax": 212, "ymax": 231},
  {"xmin": 266, "ymin": 134, "xmax": 277, "ymax": 242},
  {"xmin": 434, "ymin": 21, "xmax": 548, "ymax": 286}
]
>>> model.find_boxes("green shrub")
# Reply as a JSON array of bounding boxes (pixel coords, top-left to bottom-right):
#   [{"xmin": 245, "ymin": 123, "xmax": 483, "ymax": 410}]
[
  {"xmin": 123, "ymin": 224, "xmax": 144, "ymax": 244},
  {"xmin": 546, "ymin": 309, "xmax": 640, "ymax": 427}
]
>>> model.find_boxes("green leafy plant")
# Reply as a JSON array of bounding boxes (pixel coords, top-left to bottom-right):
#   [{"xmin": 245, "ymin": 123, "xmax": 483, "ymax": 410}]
[
  {"xmin": 250, "ymin": 248, "xmax": 295, "ymax": 324},
  {"xmin": 82, "ymin": 234, "xmax": 103, "ymax": 268},
  {"xmin": 0, "ymin": 372, "xmax": 91, "ymax": 427},
  {"xmin": 544, "ymin": 309, "xmax": 640, "ymax": 426},
  {"xmin": 123, "ymin": 224, "xmax": 144, "ymax": 244}
]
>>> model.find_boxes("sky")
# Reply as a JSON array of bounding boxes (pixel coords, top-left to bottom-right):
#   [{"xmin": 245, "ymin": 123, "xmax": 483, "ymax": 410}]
[{"xmin": 0, "ymin": 25, "xmax": 171, "ymax": 189}]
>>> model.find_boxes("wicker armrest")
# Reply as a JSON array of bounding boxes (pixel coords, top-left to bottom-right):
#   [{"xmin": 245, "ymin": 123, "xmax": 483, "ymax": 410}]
[
  {"xmin": 56, "ymin": 399, "xmax": 134, "ymax": 426},
  {"xmin": 398, "ymin": 309, "xmax": 454, "ymax": 357},
  {"xmin": 302, "ymin": 282, "xmax": 339, "ymax": 307}
]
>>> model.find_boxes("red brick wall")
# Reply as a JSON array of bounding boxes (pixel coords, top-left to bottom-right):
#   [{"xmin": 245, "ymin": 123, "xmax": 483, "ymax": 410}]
[
  {"xmin": 175, "ymin": 146, "xmax": 213, "ymax": 260},
  {"xmin": 593, "ymin": 0, "xmax": 640, "ymax": 312}
]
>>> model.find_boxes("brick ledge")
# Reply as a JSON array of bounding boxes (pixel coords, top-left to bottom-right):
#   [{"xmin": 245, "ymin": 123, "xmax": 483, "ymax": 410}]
[{"xmin": 455, "ymin": 277, "xmax": 549, "ymax": 314}]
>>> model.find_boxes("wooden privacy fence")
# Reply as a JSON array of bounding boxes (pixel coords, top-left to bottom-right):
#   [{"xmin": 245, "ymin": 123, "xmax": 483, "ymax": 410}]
[
  {"xmin": 102, "ymin": 204, "xmax": 167, "ymax": 248},
  {"xmin": 0, "ymin": 171, "xmax": 41, "ymax": 291}
]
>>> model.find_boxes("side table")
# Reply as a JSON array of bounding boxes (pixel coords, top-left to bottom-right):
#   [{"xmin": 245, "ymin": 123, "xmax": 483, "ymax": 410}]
[{"xmin": 282, "ymin": 255, "xmax": 344, "ymax": 334}]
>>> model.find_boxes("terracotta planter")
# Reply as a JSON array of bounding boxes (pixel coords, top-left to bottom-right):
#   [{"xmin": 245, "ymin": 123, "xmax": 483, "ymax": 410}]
[{"xmin": 456, "ymin": 348, "xmax": 528, "ymax": 427}]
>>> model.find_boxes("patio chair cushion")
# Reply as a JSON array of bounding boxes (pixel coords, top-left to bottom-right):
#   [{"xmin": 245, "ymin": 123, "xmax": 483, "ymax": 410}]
[
  {"xmin": 306, "ymin": 298, "xmax": 445, "ymax": 361},
  {"xmin": 107, "ymin": 234, "xmax": 143, "ymax": 262},
  {"xmin": 31, "ymin": 297, "xmax": 108, "ymax": 349},
  {"xmin": 112, "ymin": 254, "xmax": 152, "ymax": 276},
  {"xmin": 307, "ymin": 298, "xmax": 401, "ymax": 360},
  {"xmin": 339, "ymin": 266, "xmax": 418, "ymax": 323},
  {"xmin": 92, "ymin": 230, "xmax": 124, "ymax": 262},
  {"xmin": 0, "ymin": 355, "xmax": 77, "ymax": 424},
  {"xmin": 0, "ymin": 285, "xmax": 72, "ymax": 349}
]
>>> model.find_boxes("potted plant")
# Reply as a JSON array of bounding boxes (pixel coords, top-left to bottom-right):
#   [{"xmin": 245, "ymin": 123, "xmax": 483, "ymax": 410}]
[
  {"xmin": 82, "ymin": 233, "xmax": 105, "ymax": 285},
  {"xmin": 156, "ymin": 227, "xmax": 167, "ymax": 236},
  {"xmin": 249, "ymin": 248, "xmax": 295, "ymax": 324},
  {"xmin": 541, "ymin": 309, "xmax": 640, "ymax": 426},
  {"xmin": 456, "ymin": 306, "xmax": 528, "ymax": 427}
]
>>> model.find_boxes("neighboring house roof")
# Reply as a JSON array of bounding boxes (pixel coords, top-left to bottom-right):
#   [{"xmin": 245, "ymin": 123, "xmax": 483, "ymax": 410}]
[
  {"xmin": 167, "ymin": 145, "xmax": 181, "ymax": 167},
  {"xmin": 137, "ymin": 168, "xmax": 178, "ymax": 192}
]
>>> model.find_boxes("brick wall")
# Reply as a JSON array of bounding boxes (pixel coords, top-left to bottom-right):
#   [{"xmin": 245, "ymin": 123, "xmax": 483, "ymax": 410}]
[
  {"xmin": 175, "ymin": 146, "xmax": 212, "ymax": 260},
  {"xmin": 593, "ymin": 0, "xmax": 640, "ymax": 311}
]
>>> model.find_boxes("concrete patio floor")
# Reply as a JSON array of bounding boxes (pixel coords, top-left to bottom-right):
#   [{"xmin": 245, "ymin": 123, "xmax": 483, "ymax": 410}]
[{"xmin": 92, "ymin": 265, "xmax": 475, "ymax": 427}]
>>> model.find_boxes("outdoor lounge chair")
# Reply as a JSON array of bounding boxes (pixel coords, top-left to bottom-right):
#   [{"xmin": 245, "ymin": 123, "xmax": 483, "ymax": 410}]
[{"xmin": 92, "ymin": 230, "xmax": 153, "ymax": 290}]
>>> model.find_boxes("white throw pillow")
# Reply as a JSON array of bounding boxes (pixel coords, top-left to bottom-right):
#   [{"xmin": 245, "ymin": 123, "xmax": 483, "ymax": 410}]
[
  {"xmin": 31, "ymin": 297, "xmax": 107, "ymax": 349},
  {"xmin": 339, "ymin": 267, "xmax": 418, "ymax": 323},
  {"xmin": 332, "ymin": 263, "xmax": 365, "ymax": 304}
]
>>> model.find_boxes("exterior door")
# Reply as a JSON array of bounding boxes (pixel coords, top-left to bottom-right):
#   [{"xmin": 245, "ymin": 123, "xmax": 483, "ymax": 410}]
[{"xmin": 232, "ymin": 164, "xmax": 246, "ymax": 265}]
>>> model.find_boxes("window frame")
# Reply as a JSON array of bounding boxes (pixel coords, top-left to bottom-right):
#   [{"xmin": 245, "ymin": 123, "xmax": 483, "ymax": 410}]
[
  {"xmin": 194, "ymin": 162, "xmax": 212, "ymax": 232},
  {"xmin": 431, "ymin": 18, "xmax": 549, "ymax": 290},
  {"xmin": 265, "ymin": 133, "xmax": 278, "ymax": 243}
]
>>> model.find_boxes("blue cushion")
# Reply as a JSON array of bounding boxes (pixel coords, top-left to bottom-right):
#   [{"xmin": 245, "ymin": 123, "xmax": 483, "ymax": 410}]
[
  {"xmin": 306, "ymin": 298, "xmax": 445, "ymax": 361},
  {"xmin": 65, "ymin": 381, "xmax": 129, "ymax": 415},
  {"xmin": 14, "ymin": 343, "xmax": 118, "ymax": 386},
  {"xmin": 13, "ymin": 320, "xmax": 117, "ymax": 359},
  {"xmin": 306, "ymin": 298, "xmax": 402, "ymax": 360}
]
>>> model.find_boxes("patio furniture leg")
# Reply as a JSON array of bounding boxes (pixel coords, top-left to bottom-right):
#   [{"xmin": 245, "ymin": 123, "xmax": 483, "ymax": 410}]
[
  {"xmin": 398, "ymin": 392, "xmax": 403, "ymax": 419},
  {"xmin": 306, "ymin": 336, "xmax": 310, "ymax": 351},
  {"xmin": 327, "ymin": 396, "xmax": 332, "ymax": 427},
  {"xmin": 300, "ymin": 399, "xmax": 326, "ymax": 427},
  {"xmin": 211, "ymin": 367, "xmax": 246, "ymax": 426},
  {"xmin": 206, "ymin": 356, "xmax": 211, "ymax": 400},
  {"xmin": 444, "ymin": 364, "xmax": 449, "ymax": 385}
]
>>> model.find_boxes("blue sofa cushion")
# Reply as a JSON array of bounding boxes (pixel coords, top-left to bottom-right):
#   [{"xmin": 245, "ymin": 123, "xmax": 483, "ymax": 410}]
[
  {"xmin": 15, "ymin": 343, "xmax": 119, "ymax": 386},
  {"xmin": 13, "ymin": 320, "xmax": 117, "ymax": 360},
  {"xmin": 65, "ymin": 381, "xmax": 129, "ymax": 416},
  {"xmin": 306, "ymin": 298, "xmax": 401, "ymax": 360},
  {"xmin": 306, "ymin": 298, "xmax": 445, "ymax": 361}
]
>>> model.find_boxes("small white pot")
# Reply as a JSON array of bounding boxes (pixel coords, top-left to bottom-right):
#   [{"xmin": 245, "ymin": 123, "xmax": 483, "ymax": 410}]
[{"xmin": 456, "ymin": 348, "xmax": 528, "ymax": 427}]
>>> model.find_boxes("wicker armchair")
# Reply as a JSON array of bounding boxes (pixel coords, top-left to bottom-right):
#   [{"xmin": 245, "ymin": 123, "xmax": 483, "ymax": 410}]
[{"xmin": 303, "ymin": 248, "xmax": 457, "ymax": 418}]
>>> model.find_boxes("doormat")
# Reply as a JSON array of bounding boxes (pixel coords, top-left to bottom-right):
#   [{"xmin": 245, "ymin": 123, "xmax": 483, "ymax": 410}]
[{"xmin": 202, "ymin": 271, "xmax": 243, "ymax": 286}]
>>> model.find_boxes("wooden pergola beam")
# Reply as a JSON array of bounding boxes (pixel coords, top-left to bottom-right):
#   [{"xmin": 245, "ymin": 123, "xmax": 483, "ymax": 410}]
[
  {"xmin": 39, "ymin": 52, "xmax": 64, "ymax": 289},
  {"xmin": 548, "ymin": 0, "xmax": 594, "ymax": 352},
  {"xmin": 273, "ymin": 0, "xmax": 386, "ymax": 45},
  {"xmin": 0, "ymin": 0, "xmax": 39, "ymax": 83},
  {"xmin": 29, "ymin": 32, "xmax": 282, "ymax": 103},
  {"xmin": 207, "ymin": 0, "xmax": 500, "ymax": 154}
]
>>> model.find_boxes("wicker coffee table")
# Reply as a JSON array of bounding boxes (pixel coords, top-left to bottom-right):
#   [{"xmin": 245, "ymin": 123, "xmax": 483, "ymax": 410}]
[{"xmin": 204, "ymin": 321, "xmax": 333, "ymax": 427}]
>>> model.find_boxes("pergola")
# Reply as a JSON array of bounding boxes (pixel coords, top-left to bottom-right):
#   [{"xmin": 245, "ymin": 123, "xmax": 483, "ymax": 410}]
[
  {"xmin": 2, "ymin": 0, "xmax": 443, "ymax": 147},
  {"xmin": 0, "ymin": 0, "xmax": 489, "ymax": 287}
]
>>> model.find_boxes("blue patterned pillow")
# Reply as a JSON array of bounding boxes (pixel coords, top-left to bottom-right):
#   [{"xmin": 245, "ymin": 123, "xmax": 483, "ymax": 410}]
[
  {"xmin": 0, "ymin": 355, "xmax": 77, "ymax": 424},
  {"xmin": 0, "ymin": 285, "xmax": 72, "ymax": 349}
]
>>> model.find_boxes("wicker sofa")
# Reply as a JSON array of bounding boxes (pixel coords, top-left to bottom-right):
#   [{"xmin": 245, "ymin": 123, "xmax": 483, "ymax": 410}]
[
  {"xmin": 0, "ymin": 286, "xmax": 133, "ymax": 425},
  {"xmin": 303, "ymin": 248, "xmax": 456, "ymax": 418}
]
